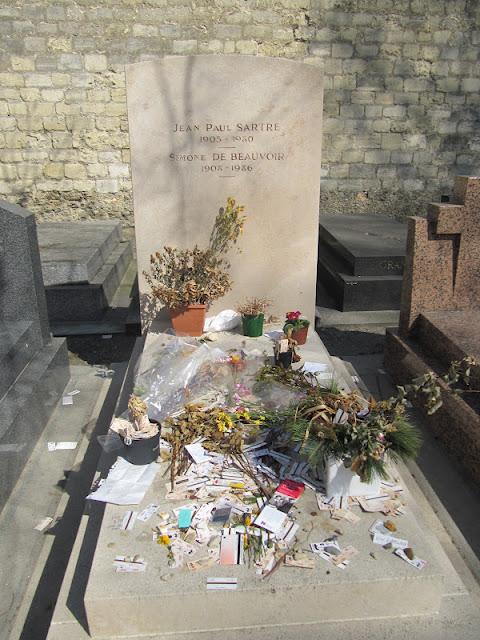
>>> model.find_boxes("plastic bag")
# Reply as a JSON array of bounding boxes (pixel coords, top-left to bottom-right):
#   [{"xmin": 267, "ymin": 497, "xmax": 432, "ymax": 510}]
[
  {"xmin": 252, "ymin": 380, "xmax": 305, "ymax": 410},
  {"xmin": 134, "ymin": 338, "xmax": 234, "ymax": 422},
  {"xmin": 203, "ymin": 309, "xmax": 241, "ymax": 333}
]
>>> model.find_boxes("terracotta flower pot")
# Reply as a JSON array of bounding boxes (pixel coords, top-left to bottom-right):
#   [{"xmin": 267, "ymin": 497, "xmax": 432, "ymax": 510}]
[
  {"xmin": 169, "ymin": 304, "xmax": 206, "ymax": 336},
  {"xmin": 291, "ymin": 325, "xmax": 309, "ymax": 345}
]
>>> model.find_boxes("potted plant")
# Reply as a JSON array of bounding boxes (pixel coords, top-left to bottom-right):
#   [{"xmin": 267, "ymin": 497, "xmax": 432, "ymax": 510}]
[
  {"xmin": 237, "ymin": 297, "xmax": 271, "ymax": 337},
  {"xmin": 109, "ymin": 395, "xmax": 160, "ymax": 465},
  {"xmin": 286, "ymin": 388, "xmax": 421, "ymax": 497},
  {"xmin": 283, "ymin": 311, "xmax": 310, "ymax": 345},
  {"xmin": 144, "ymin": 198, "xmax": 246, "ymax": 336}
]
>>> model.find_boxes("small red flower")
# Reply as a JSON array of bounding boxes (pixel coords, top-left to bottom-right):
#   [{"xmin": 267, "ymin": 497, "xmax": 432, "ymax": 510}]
[{"xmin": 286, "ymin": 310, "xmax": 301, "ymax": 321}]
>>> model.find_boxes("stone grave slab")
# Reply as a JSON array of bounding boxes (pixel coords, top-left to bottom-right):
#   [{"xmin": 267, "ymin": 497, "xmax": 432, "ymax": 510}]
[
  {"xmin": 0, "ymin": 199, "xmax": 69, "ymax": 512},
  {"xmin": 45, "ymin": 239, "xmax": 133, "ymax": 322},
  {"xmin": 125, "ymin": 55, "xmax": 324, "ymax": 327},
  {"xmin": 317, "ymin": 214, "xmax": 407, "ymax": 312},
  {"xmin": 83, "ymin": 328, "xmax": 464, "ymax": 637},
  {"xmin": 320, "ymin": 214, "xmax": 407, "ymax": 276},
  {"xmin": 37, "ymin": 221, "xmax": 123, "ymax": 286}
]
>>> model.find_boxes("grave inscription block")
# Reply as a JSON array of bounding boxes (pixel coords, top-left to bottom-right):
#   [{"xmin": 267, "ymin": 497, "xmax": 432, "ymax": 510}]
[{"xmin": 125, "ymin": 55, "xmax": 324, "ymax": 327}]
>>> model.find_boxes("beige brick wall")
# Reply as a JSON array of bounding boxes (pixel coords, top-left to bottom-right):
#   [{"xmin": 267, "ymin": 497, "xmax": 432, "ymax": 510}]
[{"xmin": 0, "ymin": 0, "xmax": 479, "ymax": 224}]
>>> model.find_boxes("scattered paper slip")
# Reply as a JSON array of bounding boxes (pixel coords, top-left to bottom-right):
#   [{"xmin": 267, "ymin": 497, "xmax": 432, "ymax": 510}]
[
  {"xmin": 120, "ymin": 510, "xmax": 137, "ymax": 531},
  {"xmin": 207, "ymin": 577, "xmax": 238, "ymax": 590},
  {"xmin": 395, "ymin": 548, "xmax": 427, "ymax": 570},
  {"xmin": 254, "ymin": 505, "xmax": 288, "ymax": 535},
  {"xmin": 67, "ymin": 389, "xmax": 81, "ymax": 396},
  {"xmin": 303, "ymin": 362, "xmax": 330, "ymax": 374},
  {"xmin": 48, "ymin": 441, "xmax": 78, "ymax": 451},
  {"xmin": 87, "ymin": 457, "xmax": 159, "ymax": 505},
  {"xmin": 113, "ymin": 555, "xmax": 146, "ymax": 572},
  {"xmin": 369, "ymin": 520, "xmax": 408, "ymax": 549},
  {"xmin": 34, "ymin": 516, "xmax": 53, "ymax": 532},
  {"xmin": 285, "ymin": 554, "xmax": 315, "ymax": 569},
  {"xmin": 62, "ymin": 396, "xmax": 73, "ymax": 406},
  {"xmin": 137, "ymin": 503, "xmax": 159, "ymax": 522}
]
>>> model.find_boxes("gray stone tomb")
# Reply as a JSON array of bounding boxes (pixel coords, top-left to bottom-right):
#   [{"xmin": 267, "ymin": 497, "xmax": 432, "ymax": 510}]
[{"xmin": 0, "ymin": 199, "xmax": 70, "ymax": 512}]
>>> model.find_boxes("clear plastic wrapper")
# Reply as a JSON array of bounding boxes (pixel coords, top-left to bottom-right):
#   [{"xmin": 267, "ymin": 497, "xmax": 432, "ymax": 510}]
[
  {"xmin": 252, "ymin": 380, "xmax": 305, "ymax": 410},
  {"xmin": 134, "ymin": 338, "xmax": 234, "ymax": 422}
]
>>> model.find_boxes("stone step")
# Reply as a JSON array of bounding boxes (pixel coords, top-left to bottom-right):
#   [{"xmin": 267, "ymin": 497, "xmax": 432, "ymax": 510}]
[
  {"xmin": 0, "ymin": 337, "xmax": 69, "ymax": 512},
  {"xmin": 414, "ymin": 310, "xmax": 480, "ymax": 371},
  {"xmin": 319, "ymin": 214, "xmax": 407, "ymax": 277},
  {"xmin": 317, "ymin": 243, "xmax": 403, "ymax": 312},
  {"xmin": 38, "ymin": 221, "xmax": 123, "ymax": 286},
  {"xmin": 45, "ymin": 240, "xmax": 133, "ymax": 323},
  {"xmin": 0, "ymin": 320, "xmax": 39, "ymax": 400}
]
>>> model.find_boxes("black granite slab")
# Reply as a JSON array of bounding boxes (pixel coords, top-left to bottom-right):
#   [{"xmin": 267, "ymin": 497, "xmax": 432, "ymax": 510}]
[
  {"xmin": 0, "ymin": 200, "xmax": 70, "ymax": 513},
  {"xmin": 319, "ymin": 214, "xmax": 407, "ymax": 276},
  {"xmin": 317, "ymin": 243, "xmax": 403, "ymax": 311},
  {"xmin": 0, "ymin": 338, "xmax": 68, "ymax": 510},
  {"xmin": 45, "ymin": 240, "xmax": 133, "ymax": 321},
  {"xmin": 37, "ymin": 221, "xmax": 123, "ymax": 286},
  {"xmin": 0, "ymin": 321, "xmax": 39, "ymax": 399}
]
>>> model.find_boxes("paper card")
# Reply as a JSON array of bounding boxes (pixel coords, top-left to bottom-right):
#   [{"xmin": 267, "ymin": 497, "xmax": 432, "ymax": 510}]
[
  {"xmin": 284, "ymin": 554, "xmax": 315, "ymax": 569},
  {"xmin": 34, "ymin": 516, "xmax": 53, "ymax": 531},
  {"xmin": 171, "ymin": 539, "xmax": 196, "ymax": 557},
  {"xmin": 331, "ymin": 508, "xmax": 360, "ymax": 524},
  {"xmin": 87, "ymin": 458, "xmax": 159, "ymax": 505},
  {"xmin": 331, "ymin": 545, "xmax": 358, "ymax": 566},
  {"xmin": 113, "ymin": 556, "xmax": 146, "ymax": 572},
  {"xmin": 302, "ymin": 362, "xmax": 330, "ymax": 374},
  {"xmin": 269, "ymin": 492, "xmax": 295, "ymax": 513},
  {"xmin": 277, "ymin": 479, "xmax": 305, "ymax": 499},
  {"xmin": 310, "ymin": 540, "xmax": 340, "ymax": 555},
  {"xmin": 395, "ymin": 548, "xmax": 427, "ymax": 570},
  {"xmin": 120, "ymin": 510, "xmax": 137, "ymax": 531},
  {"xmin": 370, "ymin": 520, "xmax": 408, "ymax": 549},
  {"xmin": 357, "ymin": 496, "xmax": 389, "ymax": 512},
  {"xmin": 178, "ymin": 508, "xmax": 193, "ymax": 529},
  {"xmin": 62, "ymin": 395, "xmax": 73, "ymax": 406},
  {"xmin": 254, "ymin": 505, "xmax": 288, "ymax": 535},
  {"xmin": 67, "ymin": 389, "xmax": 81, "ymax": 396},
  {"xmin": 211, "ymin": 506, "xmax": 232, "ymax": 525},
  {"xmin": 137, "ymin": 503, "xmax": 159, "ymax": 522},
  {"xmin": 276, "ymin": 520, "xmax": 299, "ymax": 547},
  {"xmin": 185, "ymin": 442, "xmax": 211, "ymax": 464},
  {"xmin": 207, "ymin": 577, "xmax": 238, "ymax": 590},
  {"xmin": 48, "ymin": 441, "xmax": 78, "ymax": 451},
  {"xmin": 219, "ymin": 529, "xmax": 243, "ymax": 565}
]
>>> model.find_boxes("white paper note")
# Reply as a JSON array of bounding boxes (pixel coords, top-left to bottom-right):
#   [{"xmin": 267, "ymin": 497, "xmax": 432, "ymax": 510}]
[
  {"xmin": 87, "ymin": 457, "xmax": 159, "ymax": 505},
  {"xmin": 48, "ymin": 441, "xmax": 78, "ymax": 451}
]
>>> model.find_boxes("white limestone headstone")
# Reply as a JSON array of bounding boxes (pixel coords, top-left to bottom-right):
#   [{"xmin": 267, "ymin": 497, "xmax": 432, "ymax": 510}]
[{"xmin": 125, "ymin": 55, "xmax": 323, "ymax": 328}]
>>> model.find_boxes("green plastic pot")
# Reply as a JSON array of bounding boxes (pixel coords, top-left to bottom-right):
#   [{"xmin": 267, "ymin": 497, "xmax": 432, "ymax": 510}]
[{"xmin": 242, "ymin": 313, "xmax": 264, "ymax": 337}]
